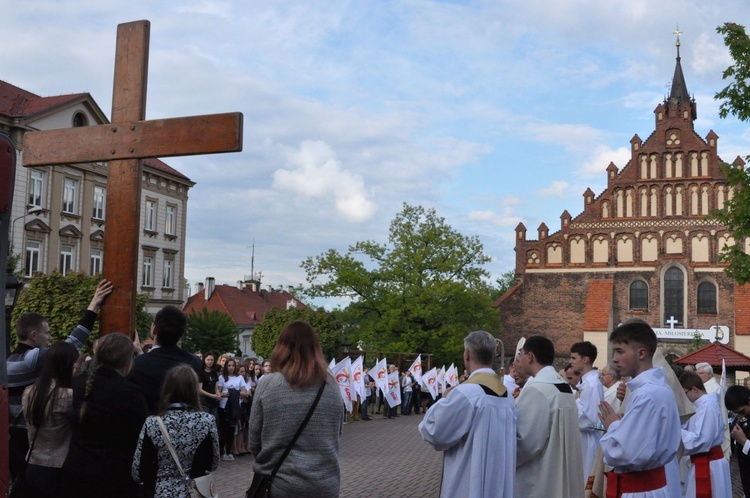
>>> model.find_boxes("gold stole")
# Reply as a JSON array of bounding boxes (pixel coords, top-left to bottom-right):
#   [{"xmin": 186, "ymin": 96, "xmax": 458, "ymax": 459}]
[{"xmin": 462, "ymin": 372, "xmax": 507, "ymax": 397}]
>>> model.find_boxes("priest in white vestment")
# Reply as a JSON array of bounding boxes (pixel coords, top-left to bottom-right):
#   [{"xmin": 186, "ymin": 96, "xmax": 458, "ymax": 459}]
[
  {"xmin": 419, "ymin": 330, "xmax": 517, "ymax": 498},
  {"xmin": 679, "ymin": 372, "xmax": 731, "ymax": 498},
  {"xmin": 514, "ymin": 335, "xmax": 583, "ymax": 498}
]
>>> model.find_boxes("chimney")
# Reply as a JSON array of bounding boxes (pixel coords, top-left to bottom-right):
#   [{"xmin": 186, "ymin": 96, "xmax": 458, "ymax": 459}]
[
  {"xmin": 277, "ymin": 285, "xmax": 283, "ymax": 291},
  {"xmin": 267, "ymin": 285, "xmax": 273, "ymax": 292},
  {"xmin": 195, "ymin": 282, "xmax": 204, "ymax": 293},
  {"xmin": 205, "ymin": 277, "xmax": 215, "ymax": 300},
  {"xmin": 287, "ymin": 285, "xmax": 294, "ymax": 294},
  {"xmin": 237, "ymin": 280, "xmax": 243, "ymax": 290}
]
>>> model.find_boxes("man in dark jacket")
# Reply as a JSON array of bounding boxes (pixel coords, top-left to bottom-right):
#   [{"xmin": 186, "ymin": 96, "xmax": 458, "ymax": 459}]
[{"xmin": 129, "ymin": 305, "xmax": 202, "ymax": 413}]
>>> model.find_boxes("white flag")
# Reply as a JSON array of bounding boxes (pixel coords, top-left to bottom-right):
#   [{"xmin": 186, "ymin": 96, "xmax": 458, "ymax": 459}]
[
  {"xmin": 447, "ymin": 363, "xmax": 459, "ymax": 387},
  {"xmin": 422, "ymin": 367, "xmax": 439, "ymax": 399},
  {"xmin": 351, "ymin": 356, "xmax": 365, "ymax": 401},
  {"xmin": 408, "ymin": 355, "xmax": 423, "ymax": 385},
  {"xmin": 439, "ymin": 365, "xmax": 446, "ymax": 393},
  {"xmin": 328, "ymin": 358, "xmax": 336, "ymax": 370},
  {"xmin": 386, "ymin": 371, "xmax": 402, "ymax": 408},
  {"xmin": 330, "ymin": 357, "xmax": 353, "ymax": 412},
  {"xmin": 371, "ymin": 358, "xmax": 388, "ymax": 397}
]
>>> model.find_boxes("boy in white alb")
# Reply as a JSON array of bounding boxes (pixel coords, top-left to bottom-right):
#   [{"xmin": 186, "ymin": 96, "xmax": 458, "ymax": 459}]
[
  {"xmin": 570, "ymin": 341, "xmax": 604, "ymax": 483},
  {"xmin": 598, "ymin": 321, "xmax": 681, "ymax": 498},
  {"xmin": 678, "ymin": 371, "xmax": 731, "ymax": 498}
]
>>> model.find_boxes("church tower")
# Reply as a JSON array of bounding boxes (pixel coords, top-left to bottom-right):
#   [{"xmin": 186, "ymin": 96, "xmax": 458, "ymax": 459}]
[{"xmin": 495, "ymin": 33, "xmax": 747, "ymax": 365}]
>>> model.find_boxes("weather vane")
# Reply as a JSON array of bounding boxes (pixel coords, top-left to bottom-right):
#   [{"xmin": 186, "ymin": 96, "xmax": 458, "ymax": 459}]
[{"xmin": 674, "ymin": 24, "xmax": 682, "ymax": 46}]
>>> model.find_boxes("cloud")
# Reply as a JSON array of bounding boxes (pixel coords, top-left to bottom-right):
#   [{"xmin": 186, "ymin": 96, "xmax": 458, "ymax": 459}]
[
  {"xmin": 537, "ymin": 180, "xmax": 570, "ymax": 198},
  {"xmin": 272, "ymin": 140, "xmax": 377, "ymax": 223},
  {"xmin": 578, "ymin": 145, "xmax": 632, "ymax": 178},
  {"xmin": 691, "ymin": 32, "xmax": 732, "ymax": 78}
]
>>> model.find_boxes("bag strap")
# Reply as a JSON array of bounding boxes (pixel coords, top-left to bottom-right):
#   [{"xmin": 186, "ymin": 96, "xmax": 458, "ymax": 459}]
[
  {"xmin": 156, "ymin": 416, "xmax": 187, "ymax": 479},
  {"xmin": 270, "ymin": 381, "xmax": 326, "ymax": 478}
]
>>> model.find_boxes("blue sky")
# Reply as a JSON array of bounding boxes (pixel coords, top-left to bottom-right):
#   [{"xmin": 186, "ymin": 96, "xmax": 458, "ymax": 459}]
[{"xmin": 3, "ymin": 1, "xmax": 750, "ymax": 307}]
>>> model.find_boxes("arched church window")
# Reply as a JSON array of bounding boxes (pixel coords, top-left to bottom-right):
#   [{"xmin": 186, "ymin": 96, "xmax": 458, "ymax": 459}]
[
  {"xmin": 629, "ymin": 281, "xmax": 648, "ymax": 311},
  {"xmin": 664, "ymin": 266, "xmax": 684, "ymax": 326},
  {"xmin": 697, "ymin": 282, "xmax": 717, "ymax": 314}
]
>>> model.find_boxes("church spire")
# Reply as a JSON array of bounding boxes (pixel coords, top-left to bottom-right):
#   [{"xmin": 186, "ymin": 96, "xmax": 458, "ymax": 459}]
[{"xmin": 666, "ymin": 25, "xmax": 696, "ymax": 120}]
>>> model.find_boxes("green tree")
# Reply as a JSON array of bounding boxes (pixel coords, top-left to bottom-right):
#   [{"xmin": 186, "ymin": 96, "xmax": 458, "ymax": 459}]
[
  {"xmin": 11, "ymin": 272, "xmax": 152, "ymax": 349},
  {"xmin": 712, "ymin": 23, "xmax": 750, "ymax": 283},
  {"xmin": 490, "ymin": 270, "xmax": 516, "ymax": 301},
  {"xmin": 301, "ymin": 203, "xmax": 499, "ymax": 366},
  {"xmin": 183, "ymin": 308, "xmax": 240, "ymax": 356},
  {"xmin": 252, "ymin": 306, "xmax": 343, "ymax": 360}
]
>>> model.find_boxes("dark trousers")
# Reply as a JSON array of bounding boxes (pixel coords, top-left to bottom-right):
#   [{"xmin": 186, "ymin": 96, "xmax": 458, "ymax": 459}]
[
  {"xmin": 9, "ymin": 427, "xmax": 29, "ymax": 481},
  {"xmin": 738, "ymin": 445, "xmax": 750, "ymax": 497}
]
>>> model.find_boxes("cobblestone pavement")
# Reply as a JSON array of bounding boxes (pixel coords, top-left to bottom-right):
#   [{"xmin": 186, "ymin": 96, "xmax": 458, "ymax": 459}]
[
  {"xmin": 212, "ymin": 412, "xmax": 441, "ymax": 497},
  {"xmin": 212, "ymin": 412, "xmax": 748, "ymax": 498}
]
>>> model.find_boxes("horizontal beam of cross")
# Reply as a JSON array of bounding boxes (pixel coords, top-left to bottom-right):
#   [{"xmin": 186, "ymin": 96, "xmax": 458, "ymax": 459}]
[{"xmin": 22, "ymin": 112, "xmax": 243, "ymax": 166}]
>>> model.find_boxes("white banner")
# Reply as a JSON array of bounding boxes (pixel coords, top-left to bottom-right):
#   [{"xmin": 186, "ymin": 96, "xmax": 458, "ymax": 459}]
[
  {"xmin": 351, "ymin": 356, "xmax": 364, "ymax": 401},
  {"xmin": 371, "ymin": 358, "xmax": 388, "ymax": 397},
  {"xmin": 408, "ymin": 355, "xmax": 423, "ymax": 385},
  {"xmin": 330, "ymin": 357, "xmax": 353, "ymax": 412},
  {"xmin": 422, "ymin": 367, "xmax": 439, "ymax": 399},
  {"xmin": 447, "ymin": 363, "xmax": 459, "ymax": 387},
  {"xmin": 439, "ymin": 365, "xmax": 446, "ymax": 393},
  {"xmin": 386, "ymin": 371, "xmax": 402, "ymax": 408}
]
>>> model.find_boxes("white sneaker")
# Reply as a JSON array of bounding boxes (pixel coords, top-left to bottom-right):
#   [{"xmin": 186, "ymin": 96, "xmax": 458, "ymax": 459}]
[{"xmin": 221, "ymin": 454, "xmax": 233, "ymax": 461}]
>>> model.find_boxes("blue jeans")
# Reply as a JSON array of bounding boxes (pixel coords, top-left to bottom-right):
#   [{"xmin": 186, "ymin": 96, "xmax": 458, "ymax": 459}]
[{"xmin": 402, "ymin": 391, "xmax": 412, "ymax": 414}]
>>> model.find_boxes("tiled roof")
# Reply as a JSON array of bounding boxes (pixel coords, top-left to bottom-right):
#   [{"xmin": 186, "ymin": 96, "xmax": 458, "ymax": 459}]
[
  {"xmin": 735, "ymin": 285, "xmax": 750, "ymax": 335},
  {"xmin": 143, "ymin": 158, "xmax": 192, "ymax": 183},
  {"xmin": 0, "ymin": 80, "xmax": 86, "ymax": 118},
  {"xmin": 674, "ymin": 342, "xmax": 750, "ymax": 369},
  {"xmin": 183, "ymin": 284, "xmax": 306, "ymax": 327},
  {"xmin": 583, "ymin": 280, "xmax": 613, "ymax": 331}
]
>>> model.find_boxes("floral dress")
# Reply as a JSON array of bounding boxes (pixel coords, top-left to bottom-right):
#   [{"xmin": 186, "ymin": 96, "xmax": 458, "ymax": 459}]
[{"xmin": 132, "ymin": 406, "xmax": 219, "ymax": 498}]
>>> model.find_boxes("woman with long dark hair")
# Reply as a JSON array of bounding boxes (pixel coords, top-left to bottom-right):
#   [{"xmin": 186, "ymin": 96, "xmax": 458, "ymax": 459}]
[
  {"xmin": 248, "ymin": 321, "xmax": 344, "ymax": 497},
  {"xmin": 217, "ymin": 357, "xmax": 245, "ymax": 460},
  {"xmin": 63, "ymin": 333, "xmax": 148, "ymax": 498},
  {"xmin": 21, "ymin": 342, "xmax": 79, "ymax": 497},
  {"xmin": 132, "ymin": 364, "xmax": 219, "ymax": 497},
  {"xmin": 198, "ymin": 352, "xmax": 221, "ymax": 419}
]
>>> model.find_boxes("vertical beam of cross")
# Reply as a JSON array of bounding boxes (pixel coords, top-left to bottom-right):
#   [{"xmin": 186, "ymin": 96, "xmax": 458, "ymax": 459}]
[{"xmin": 100, "ymin": 21, "xmax": 150, "ymax": 336}]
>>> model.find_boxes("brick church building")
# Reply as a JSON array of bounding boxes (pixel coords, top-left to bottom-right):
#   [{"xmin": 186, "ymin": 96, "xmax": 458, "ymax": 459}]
[{"xmin": 494, "ymin": 41, "xmax": 750, "ymax": 368}]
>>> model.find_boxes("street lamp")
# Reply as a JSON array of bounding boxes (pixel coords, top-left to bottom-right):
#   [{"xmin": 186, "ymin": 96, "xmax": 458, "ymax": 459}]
[{"xmin": 9, "ymin": 205, "xmax": 44, "ymax": 246}]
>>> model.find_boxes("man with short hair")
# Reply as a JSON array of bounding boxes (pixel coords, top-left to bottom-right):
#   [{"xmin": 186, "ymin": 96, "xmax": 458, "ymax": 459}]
[
  {"xmin": 515, "ymin": 335, "xmax": 583, "ymax": 498},
  {"xmin": 560, "ymin": 363, "xmax": 581, "ymax": 390},
  {"xmin": 600, "ymin": 364, "xmax": 622, "ymax": 412},
  {"xmin": 570, "ymin": 341, "xmax": 604, "ymax": 483},
  {"xmin": 8, "ymin": 279, "xmax": 113, "ymax": 479},
  {"xmin": 696, "ymin": 362, "xmax": 720, "ymax": 395},
  {"xmin": 129, "ymin": 305, "xmax": 202, "ymax": 414},
  {"xmin": 679, "ymin": 371, "xmax": 731, "ymax": 498},
  {"xmin": 419, "ymin": 330, "xmax": 516, "ymax": 497},
  {"xmin": 598, "ymin": 321, "xmax": 681, "ymax": 498}
]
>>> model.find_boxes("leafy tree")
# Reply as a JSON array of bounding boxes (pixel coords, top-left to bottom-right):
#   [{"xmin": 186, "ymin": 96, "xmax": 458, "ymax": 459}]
[
  {"xmin": 713, "ymin": 23, "xmax": 750, "ymax": 283},
  {"xmin": 301, "ymin": 203, "xmax": 499, "ymax": 366},
  {"xmin": 490, "ymin": 270, "xmax": 516, "ymax": 301},
  {"xmin": 183, "ymin": 308, "xmax": 240, "ymax": 356},
  {"xmin": 11, "ymin": 271, "xmax": 152, "ymax": 350},
  {"xmin": 251, "ymin": 306, "xmax": 344, "ymax": 360}
]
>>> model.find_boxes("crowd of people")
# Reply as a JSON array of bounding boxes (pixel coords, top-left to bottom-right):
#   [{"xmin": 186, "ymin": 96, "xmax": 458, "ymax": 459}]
[
  {"xmin": 10, "ymin": 279, "xmax": 750, "ymax": 498},
  {"xmin": 418, "ymin": 324, "xmax": 742, "ymax": 498},
  {"xmin": 7, "ymin": 280, "xmax": 343, "ymax": 498}
]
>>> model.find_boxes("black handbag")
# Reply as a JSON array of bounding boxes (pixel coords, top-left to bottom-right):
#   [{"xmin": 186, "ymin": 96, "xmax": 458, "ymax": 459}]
[{"xmin": 245, "ymin": 382, "xmax": 326, "ymax": 498}]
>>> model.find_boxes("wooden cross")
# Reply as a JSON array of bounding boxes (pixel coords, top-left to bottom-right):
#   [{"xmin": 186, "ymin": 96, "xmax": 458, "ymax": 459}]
[{"xmin": 21, "ymin": 20, "xmax": 243, "ymax": 336}]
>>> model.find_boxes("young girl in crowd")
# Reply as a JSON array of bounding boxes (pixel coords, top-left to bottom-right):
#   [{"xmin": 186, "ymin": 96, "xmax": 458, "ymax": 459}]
[
  {"xmin": 22, "ymin": 342, "xmax": 80, "ymax": 498},
  {"xmin": 63, "ymin": 333, "xmax": 148, "ymax": 498},
  {"xmin": 132, "ymin": 364, "xmax": 220, "ymax": 497},
  {"xmin": 217, "ymin": 358, "xmax": 245, "ymax": 460},
  {"xmin": 199, "ymin": 352, "xmax": 221, "ymax": 420}
]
